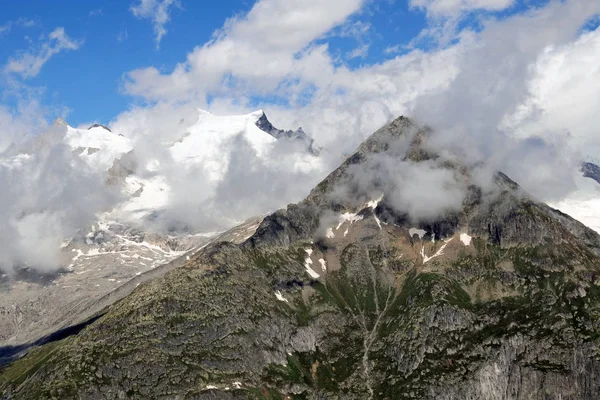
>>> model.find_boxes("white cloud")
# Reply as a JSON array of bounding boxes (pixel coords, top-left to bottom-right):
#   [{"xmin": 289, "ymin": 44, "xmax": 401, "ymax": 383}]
[
  {"xmin": 0, "ymin": 94, "xmax": 122, "ymax": 273},
  {"xmin": 4, "ymin": 27, "xmax": 82, "ymax": 78},
  {"xmin": 124, "ymin": 0, "xmax": 366, "ymax": 100},
  {"xmin": 505, "ymin": 28, "xmax": 600, "ymax": 157},
  {"xmin": 0, "ymin": 17, "xmax": 36, "ymax": 37},
  {"xmin": 130, "ymin": 0, "xmax": 180, "ymax": 48},
  {"xmin": 384, "ymin": 44, "xmax": 402, "ymax": 54},
  {"xmin": 120, "ymin": 0, "xmax": 600, "ymax": 184},
  {"xmin": 118, "ymin": 29, "xmax": 129, "ymax": 43},
  {"xmin": 410, "ymin": 0, "xmax": 514, "ymax": 16},
  {"xmin": 411, "ymin": 0, "xmax": 600, "ymax": 201},
  {"xmin": 346, "ymin": 43, "xmax": 370, "ymax": 59}
]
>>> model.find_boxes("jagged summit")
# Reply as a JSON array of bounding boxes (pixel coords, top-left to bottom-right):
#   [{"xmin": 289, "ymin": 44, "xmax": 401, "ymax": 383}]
[
  {"xmin": 255, "ymin": 110, "xmax": 319, "ymax": 155},
  {"xmin": 87, "ymin": 123, "xmax": 112, "ymax": 132},
  {"xmin": 582, "ymin": 161, "xmax": 600, "ymax": 185}
]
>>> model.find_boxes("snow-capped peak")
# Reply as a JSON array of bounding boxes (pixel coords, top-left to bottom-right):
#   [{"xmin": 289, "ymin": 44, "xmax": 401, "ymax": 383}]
[
  {"xmin": 249, "ymin": 109, "xmax": 265, "ymax": 119},
  {"xmin": 64, "ymin": 123, "xmax": 133, "ymax": 172},
  {"xmin": 53, "ymin": 117, "xmax": 68, "ymax": 127},
  {"xmin": 170, "ymin": 109, "xmax": 277, "ymax": 182}
]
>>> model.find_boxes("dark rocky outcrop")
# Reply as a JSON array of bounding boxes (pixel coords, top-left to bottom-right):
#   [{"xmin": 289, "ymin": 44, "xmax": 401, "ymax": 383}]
[
  {"xmin": 87, "ymin": 124, "xmax": 112, "ymax": 133},
  {"xmin": 582, "ymin": 162, "xmax": 600, "ymax": 185},
  {"xmin": 256, "ymin": 111, "xmax": 320, "ymax": 155}
]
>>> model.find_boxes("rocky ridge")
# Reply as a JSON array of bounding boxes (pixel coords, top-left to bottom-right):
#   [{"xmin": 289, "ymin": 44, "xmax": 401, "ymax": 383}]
[{"xmin": 582, "ymin": 162, "xmax": 600, "ymax": 185}]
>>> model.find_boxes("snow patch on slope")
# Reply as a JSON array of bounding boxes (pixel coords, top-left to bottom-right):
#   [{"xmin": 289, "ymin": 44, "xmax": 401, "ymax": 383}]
[
  {"xmin": 420, "ymin": 238, "xmax": 452, "ymax": 263},
  {"xmin": 304, "ymin": 249, "xmax": 320, "ymax": 279},
  {"xmin": 460, "ymin": 233, "xmax": 472, "ymax": 246},
  {"xmin": 409, "ymin": 228, "xmax": 427, "ymax": 240},
  {"xmin": 170, "ymin": 110, "xmax": 277, "ymax": 182}
]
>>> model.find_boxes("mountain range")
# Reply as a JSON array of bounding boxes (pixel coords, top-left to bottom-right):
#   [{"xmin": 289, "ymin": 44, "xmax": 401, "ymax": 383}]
[
  {"xmin": 0, "ymin": 110, "xmax": 322, "ymax": 349},
  {"xmin": 1, "ymin": 115, "xmax": 600, "ymax": 399}
]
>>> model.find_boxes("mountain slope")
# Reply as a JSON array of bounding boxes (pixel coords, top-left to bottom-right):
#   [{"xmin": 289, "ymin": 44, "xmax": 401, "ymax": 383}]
[
  {"xmin": 3, "ymin": 116, "xmax": 600, "ymax": 399},
  {"xmin": 0, "ymin": 110, "xmax": 321, "ymax": 349}
]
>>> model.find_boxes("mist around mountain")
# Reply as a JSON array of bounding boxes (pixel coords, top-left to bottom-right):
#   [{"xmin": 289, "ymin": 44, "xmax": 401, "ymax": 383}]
[
  {"xmin": 1, "ymin": 2, "xmax": 600, "ymax": 397},
  {"xmin": 2, "ymin": 115, "xmax": 600, "ymax": 399},
  {"xmin": 0, "ymin": 109, "xmax": 325, "ymax": 277}
]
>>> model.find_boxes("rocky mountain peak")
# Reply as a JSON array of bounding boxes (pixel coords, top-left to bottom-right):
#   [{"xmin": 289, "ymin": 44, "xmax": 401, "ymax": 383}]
[
  {"xmin": 52, "ymin": 117, "xmax": 68, "ymax": 127},
  {"xmin": 582, "ymin": 161, "xmax": 600, "ymax": 185},
  {"xmin": 255, "ymin": 110, "xmax": 320, "ymax": 155},
  {"xmin": 87, "ymin": 123, "xmax": 112, "ymax": 133}
]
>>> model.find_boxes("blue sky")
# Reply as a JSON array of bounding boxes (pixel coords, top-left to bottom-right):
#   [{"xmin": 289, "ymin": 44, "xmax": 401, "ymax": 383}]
[
  {"xmin": 0, "ymin": 0, "xmax": 597, "ymax": 134},
  {"xmin": 1, "ymin": 0, "xmax": 257, "ymax": 124},
  {"xmin": 0, "ymin": 0, "xmax": 508, "ymax": 126}
]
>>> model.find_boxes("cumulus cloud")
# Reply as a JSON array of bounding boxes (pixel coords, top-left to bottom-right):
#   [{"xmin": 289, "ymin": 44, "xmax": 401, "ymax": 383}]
[
  {"xmin": 326, "ymin": 126, "xmax": 468, "ymax": 222},
  {"xmin": 413, "ymin": 0, "xmax": 600, "ymax": 202},
  {"xmin": 124, "ymin": 0, "xmax": 365, "ymax": 100},
  {"xmin": 506, "ymin": 27, "xmax": 600, "ymax": 156},
  {"xmin": 130, "ymin": 0, "xmax": 181, "ymax": 48},
  {"xmin": 4, "ymin": 27, "xmax": 82, "ymax": 78}
]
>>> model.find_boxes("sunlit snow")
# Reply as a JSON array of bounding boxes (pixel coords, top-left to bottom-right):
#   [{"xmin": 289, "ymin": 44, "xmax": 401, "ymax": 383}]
[
  {"xmin": 318, "ymin": 258, "xmax": 327, "ymax": 271},
  {"xmin": 64, "ymin": 125, "xmax": 133, "ymax": 172},
  {"xmin": 304, "ymin": 249, "xmax": 320, "ymax": 278},
  {"xmin": 409, "ymin": 228, "xmax": 427, "ymax": 240},
  {"xmin": 275, "ymin": 290, "xmax": 289, "ymax": 303},
  {"xmin": 420, "ymin": 238, "xmax": 452, "ymax": 263},
  {"xmin": 460, "ymin": 233, "xmax": 472, "ymax": 246}
]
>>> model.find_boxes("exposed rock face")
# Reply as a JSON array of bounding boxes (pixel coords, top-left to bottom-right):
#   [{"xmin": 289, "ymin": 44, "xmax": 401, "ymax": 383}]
[
  {"xmin": 256, "ymin": 111, "xmax": 320, "ymax": 155},
  {"xmin": 87, "ymin": 124, "xmax": 112, "ymax": 133},
  {"xmin": 2, "ymin": 116, "xmax": 600, "ymax": 399},
  {"xmin": 582, "ymin": 162, "xmax": 600, "ymax": 185}
]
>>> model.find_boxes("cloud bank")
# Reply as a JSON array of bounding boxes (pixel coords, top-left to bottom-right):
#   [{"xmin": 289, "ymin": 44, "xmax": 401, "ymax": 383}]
[
  {"xmin": 0, "ymin": 123, "xmax": 121, "ymax": 274},
  {"xmin": 2, "ymin": 0, "xmax": 600, "ymax": 273}
]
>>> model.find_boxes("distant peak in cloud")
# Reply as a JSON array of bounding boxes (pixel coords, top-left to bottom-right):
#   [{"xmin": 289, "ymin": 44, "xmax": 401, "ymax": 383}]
[
  {"xmin": 53, "ymin": 117, "xmax": 68, "ymax": 127},
  {"xmin": 130, "ymin": 0, "xmax": 181, "ymax": 48}
]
